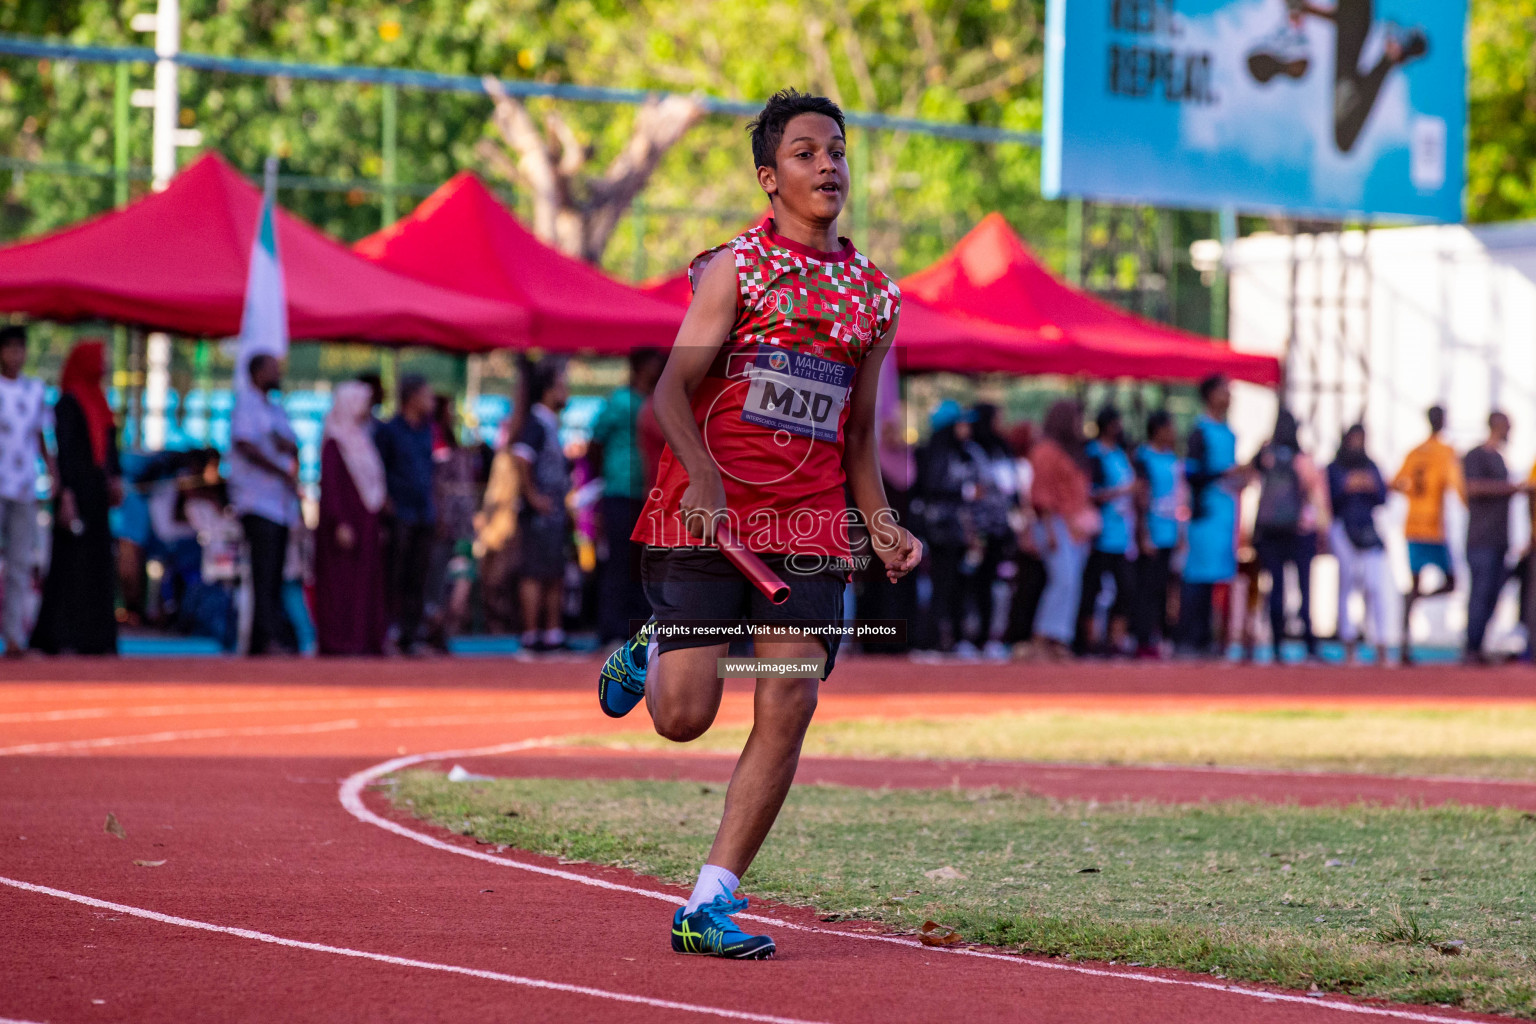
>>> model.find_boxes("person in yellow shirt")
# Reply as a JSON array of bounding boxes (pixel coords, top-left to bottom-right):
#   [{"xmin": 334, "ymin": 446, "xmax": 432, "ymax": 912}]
[{"xmin": 1391, "ymin": 406, "xmax": 1464, "ymax": 665}]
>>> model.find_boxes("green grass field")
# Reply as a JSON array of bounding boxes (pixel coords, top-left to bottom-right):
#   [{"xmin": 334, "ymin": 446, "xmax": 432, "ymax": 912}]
[
  {"xmin": 390, "ymin": 771, "xmax": 1536, "ymax": 1017},
  {"xmin": 573, "ymin": 706, "xmax": 1536, "ymax": 780}
]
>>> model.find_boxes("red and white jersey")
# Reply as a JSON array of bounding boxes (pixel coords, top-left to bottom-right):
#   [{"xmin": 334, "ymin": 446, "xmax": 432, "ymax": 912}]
[{"xmin": 634, "ymin": 221, "xmax": 901, "ymax": 560}]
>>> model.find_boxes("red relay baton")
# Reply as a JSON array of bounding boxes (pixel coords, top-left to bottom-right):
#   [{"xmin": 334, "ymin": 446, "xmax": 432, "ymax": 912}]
[{"xmin": 714, "ymin": 521, "xmax": 790, "ymax": 605}]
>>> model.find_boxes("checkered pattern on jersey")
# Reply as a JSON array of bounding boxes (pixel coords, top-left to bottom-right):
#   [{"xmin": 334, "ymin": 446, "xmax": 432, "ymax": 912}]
[{"xmin": 689, "ymin": 225, "xmax": 901, "ymax": 366}]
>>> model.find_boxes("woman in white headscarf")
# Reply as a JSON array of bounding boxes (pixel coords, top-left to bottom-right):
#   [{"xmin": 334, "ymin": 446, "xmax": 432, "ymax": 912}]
[{"xmin": 315, "ymin": 381, "xmax": 388, "ymax": 655}]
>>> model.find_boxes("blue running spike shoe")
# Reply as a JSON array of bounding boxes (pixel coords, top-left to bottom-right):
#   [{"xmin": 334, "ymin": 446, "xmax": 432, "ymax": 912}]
[
  {"xmin": 598, "ymin": 618, "xmax": 655, "ymax": 719},
  {"xmin": 671, "ymin": 894, "xmax": 776, "ymax": 959}
]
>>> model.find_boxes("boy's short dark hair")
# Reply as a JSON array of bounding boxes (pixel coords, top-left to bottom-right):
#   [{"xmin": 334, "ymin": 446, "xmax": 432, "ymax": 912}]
[
  {"xmin": 1197, "ymin": 374, "xmax": 1228, "ymax": 402},
  {"xmin": 1095, "ymin": 405, "xmax": 1122, "ymax": 433},
  {"xmin": 1427, "ymin": 405, "xmax": 1446, "ymax": 433},
  {"xmin": 1146, "ymin": 409, "xmax": 1172, "ymax": 437},
  {"xmin": 747, "ymin": 89, "xmax": 846, "ymax": 169},
  {"xmin": 0, "ymin": 325, "xmax": 26, "ymax": 350}
]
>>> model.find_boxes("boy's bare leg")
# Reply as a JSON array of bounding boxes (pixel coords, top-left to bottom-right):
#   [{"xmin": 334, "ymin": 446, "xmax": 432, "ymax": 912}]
[
  {"xmin": 703, "ymin": 639, "xmax": 823, "ymax": 877},
  {"xmin": 646, "ymin": 643, "xmax": 728, "ymax": 741},
  {"xmin": 646, "ymin": 638, "xmax": 823, "ymax": 878}
]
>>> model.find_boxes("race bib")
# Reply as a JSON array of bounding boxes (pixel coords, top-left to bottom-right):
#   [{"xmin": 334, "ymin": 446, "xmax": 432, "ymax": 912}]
[{"xmin": 741, "ymin": 346, "xmax": 853, "ymax": 444}]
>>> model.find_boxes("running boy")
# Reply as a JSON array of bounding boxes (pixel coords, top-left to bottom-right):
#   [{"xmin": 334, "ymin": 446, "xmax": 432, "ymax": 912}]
[{"xmin": 597, "ymin": 89, "xmax": 922, "ymax": 959}]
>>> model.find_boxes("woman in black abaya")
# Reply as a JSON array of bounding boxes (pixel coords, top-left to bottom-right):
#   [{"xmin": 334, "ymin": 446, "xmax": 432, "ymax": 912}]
[{"xmin": 31, "ymin": 340, "xmax": 122, "ymax": 655}]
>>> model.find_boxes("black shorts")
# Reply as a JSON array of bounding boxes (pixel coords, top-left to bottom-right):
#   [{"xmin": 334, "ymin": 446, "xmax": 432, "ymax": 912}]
[{"xmin": 640, "ymin": 546, "xmax": 850, "ymax": 680}]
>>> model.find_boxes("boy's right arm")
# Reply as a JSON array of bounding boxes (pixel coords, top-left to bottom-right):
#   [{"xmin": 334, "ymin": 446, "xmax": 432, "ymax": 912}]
[{"xmin": 652, "ymin": 249, "xmax": 738, "ymax": 542}]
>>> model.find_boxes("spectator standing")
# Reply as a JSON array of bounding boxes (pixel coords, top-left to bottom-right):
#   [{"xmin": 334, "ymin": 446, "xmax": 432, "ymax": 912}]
[
  {"xmin": 1025, "ymin": 400, "xmax": 1097, "ymax": 662},
  {"xmin": 0, "ymin": 326, "xmax": 53, "ymax": 656},
  {"xmin": 1392, "ymin": 405, "xmax": 1464, "ymax": 665},
  {"xmin": 1250, "ymin": 409, "xmax": 1328, "ymax": 663},
  {"xmin": 31, "ymin": 340, "xmax": 121, "ymax": 655},
  {"xmin": 1328, "ymin": 424, "xmax": 1391, "ymax": 665},
  {"xmin": 314, "ymin": 381, "xmax": 388, "ymax": 656},
  {"xmin": 1132, "ymin": 410, "xmax": 1184, "ymax": 658},
  {"xmin": 1463, "ymin": 411, "xmax": 1523, "ymax": 664},
  {"xmin": 969, "ymin": 403, "xmax": 1020, "ymax": 659},
  {"xmin": 376, "ymin": 375, "xmax": 438, "ymax": 655},
  {"xmin": 282, "ymin": 515, "xmax": 316, "ymax": 654},
  {"xmin": 226, "ymin": 353, "xmax": 299, "ymax": 655},
  {"xmin": 856, "ymin": 352, "xmax": 917, "ymax": 654},
  {"xmin": 512, "ymin": 360, "xmax": 572, "ymax": 652},
  {"xmin": 589, "ymin": 348, "xmax": 665, "ymax": 644},
  {"xmin": 424, "ymin": 394, "xmax": 484, "ymax": 649},
  {"xmin": 636, "ymin": 394, "xmax": 666, "ymax": 496},
  {"xmin": 356, "ymin": 372, "xmax": 387, "ymax": 435},
  {"xmin": 914, "ymin": 400, "xmax": 981, "ymax": 653},
  {"xmin": 1179, "ymin": 374, "xmax": 1246, "ymax": 658},
  {"xmin": 1076, "ymin": 406, "xmax": 1137, "ymax": 656},
  {"xmin": 1003, "ymin": 422, "xmax": 1047, "ymax": 651},
  {"xmin": 475, "ymin": 440, "xmax": 522, "ymax": 635}
]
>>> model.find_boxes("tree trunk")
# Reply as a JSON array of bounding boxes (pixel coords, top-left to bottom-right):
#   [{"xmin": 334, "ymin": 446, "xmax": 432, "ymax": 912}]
[{"xmin": 481, "ymin": 76, "xmax": 706, "ymax": 264}]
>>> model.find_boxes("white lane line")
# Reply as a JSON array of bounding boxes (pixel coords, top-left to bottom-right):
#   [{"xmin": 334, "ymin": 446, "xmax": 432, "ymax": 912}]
[
  {"xmin": 0, "ymin": 874, "xmax": 829, "ymax": 1024},
  {"xmin": 0, "ymin": 712, "xmax": 595, "ymax": 756},
  {"xmin": 0, "ymin": 719, "xmax": 364, "ymax": 755},
  {"xmin": 342, "ymin": 742, "xmax": 1482, "ymax": 1024},
  {"xmin": 379, "ymin": 712, "xmax": 590, "ymax": 729},
  {"xmin": 0, "ymin": 693, "xmax": 586, "ymax": 725},
  {"xmin": 0, "ymin": 1015, "xmax": 52, "ymax": 1024}
]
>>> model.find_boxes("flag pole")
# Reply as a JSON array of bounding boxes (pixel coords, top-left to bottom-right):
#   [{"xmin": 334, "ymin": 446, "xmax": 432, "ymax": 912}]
[{"xmin": 263, "ymin": 155, "xmax": 278, "ymax": 206}]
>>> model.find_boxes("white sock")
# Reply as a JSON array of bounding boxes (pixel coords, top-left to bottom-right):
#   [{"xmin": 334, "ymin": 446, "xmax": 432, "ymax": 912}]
[
  {"xmin": 684, "ymin": 864, "xmax": 740, "ymax": 914},
  {"xmin": 643, "ymin": 635, "xmax": 658, "ymax": 676}
]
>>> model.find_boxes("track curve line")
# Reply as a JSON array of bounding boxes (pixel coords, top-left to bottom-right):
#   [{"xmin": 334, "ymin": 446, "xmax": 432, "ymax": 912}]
[
  {"xmin": 340, "ymin": 743, "xmax": 1486, "ymax": 1024},
  {"xmin": 0, "ymin": 874, "xmax": 831, "ymax": 1024}
]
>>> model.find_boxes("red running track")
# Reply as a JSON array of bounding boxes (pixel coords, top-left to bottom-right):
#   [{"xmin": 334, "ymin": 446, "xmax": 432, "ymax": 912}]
[{"xmin": 2, "ymin": 657, "xmax": 1534, "ymax": 1024}]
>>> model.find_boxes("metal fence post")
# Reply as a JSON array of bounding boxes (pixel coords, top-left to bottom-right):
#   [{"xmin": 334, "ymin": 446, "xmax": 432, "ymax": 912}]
[
  {"xmin": 381, "ymin": 82, "xmax": 398, "ymax": 228},
  {"xmin": 378, "ymin": 82, "xmax": 400, "ymax": 407},
  {"xmin": 114, "ymin": 61, "xmax": 131, "ymax": 207},
  {"xmin": 1212, "ymin": 206, "xmax": 1236, "ymax": 340},
  {"xmin": 1065, "ymin": 197, "xmax": 1084, "ymax": 286}
]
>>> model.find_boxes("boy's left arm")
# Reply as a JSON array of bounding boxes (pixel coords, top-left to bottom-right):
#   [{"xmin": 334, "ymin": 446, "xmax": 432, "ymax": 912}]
[{"xmin": 843, "ymin": 318, "xmax": 922, "ymax": 582}]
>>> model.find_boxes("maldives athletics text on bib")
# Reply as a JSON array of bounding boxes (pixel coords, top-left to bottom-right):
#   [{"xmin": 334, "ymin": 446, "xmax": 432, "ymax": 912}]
[
  {"xmin": 634, "ymin": 221, "xmax": 902, "ymax": 560},
  {"xmin": 742, "ymin": 346, "xmax": 854, "ymax": 444}
]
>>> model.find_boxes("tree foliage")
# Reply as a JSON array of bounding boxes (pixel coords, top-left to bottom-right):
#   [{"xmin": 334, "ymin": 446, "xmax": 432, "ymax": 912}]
[
  {"xmin": 1467, "ymin": 0, "xmax": 1536, "ymax": 223},
  {"xmin": 0, "ymin": 0, "xmax": 1530, "ymax": 282},
  {"xmin": 0, "ymin": 0, "xmax": 1051, "ymax": 279},
  {"xmin": 481, "ymin": 77, "xmax": 706, "ymax": 262}
]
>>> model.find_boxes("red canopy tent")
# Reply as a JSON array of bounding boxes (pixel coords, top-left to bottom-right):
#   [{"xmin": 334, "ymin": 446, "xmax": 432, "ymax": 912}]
[
  {"xmin": 639, "ymin": 245, "xmax": 1061, "ymax": 374},
  {"xmin": 902, "ymin": 213, "xmax": 1281, "ymax": 386},
  {"xmin": 638, "ymin": 270, "xmax": 695, "ymax": 309},
  {"xmin": 0, "ymin": 153, "xmax": 527, "ymax": 352},
  {"xmin": 355, "ymin": 173, "xmax": 684, "ymax": 354}
]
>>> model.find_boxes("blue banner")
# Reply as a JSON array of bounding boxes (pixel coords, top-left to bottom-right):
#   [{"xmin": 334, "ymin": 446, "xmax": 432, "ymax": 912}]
[{"xmin": 1042, "ymin": 0, "xmax": 1467, "ymax": 221}]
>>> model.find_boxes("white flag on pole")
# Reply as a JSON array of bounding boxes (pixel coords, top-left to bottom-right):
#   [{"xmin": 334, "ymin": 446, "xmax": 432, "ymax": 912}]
[{"xmin": 234, "ymin": 157, "xmax": 288, "ymax": 387}]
